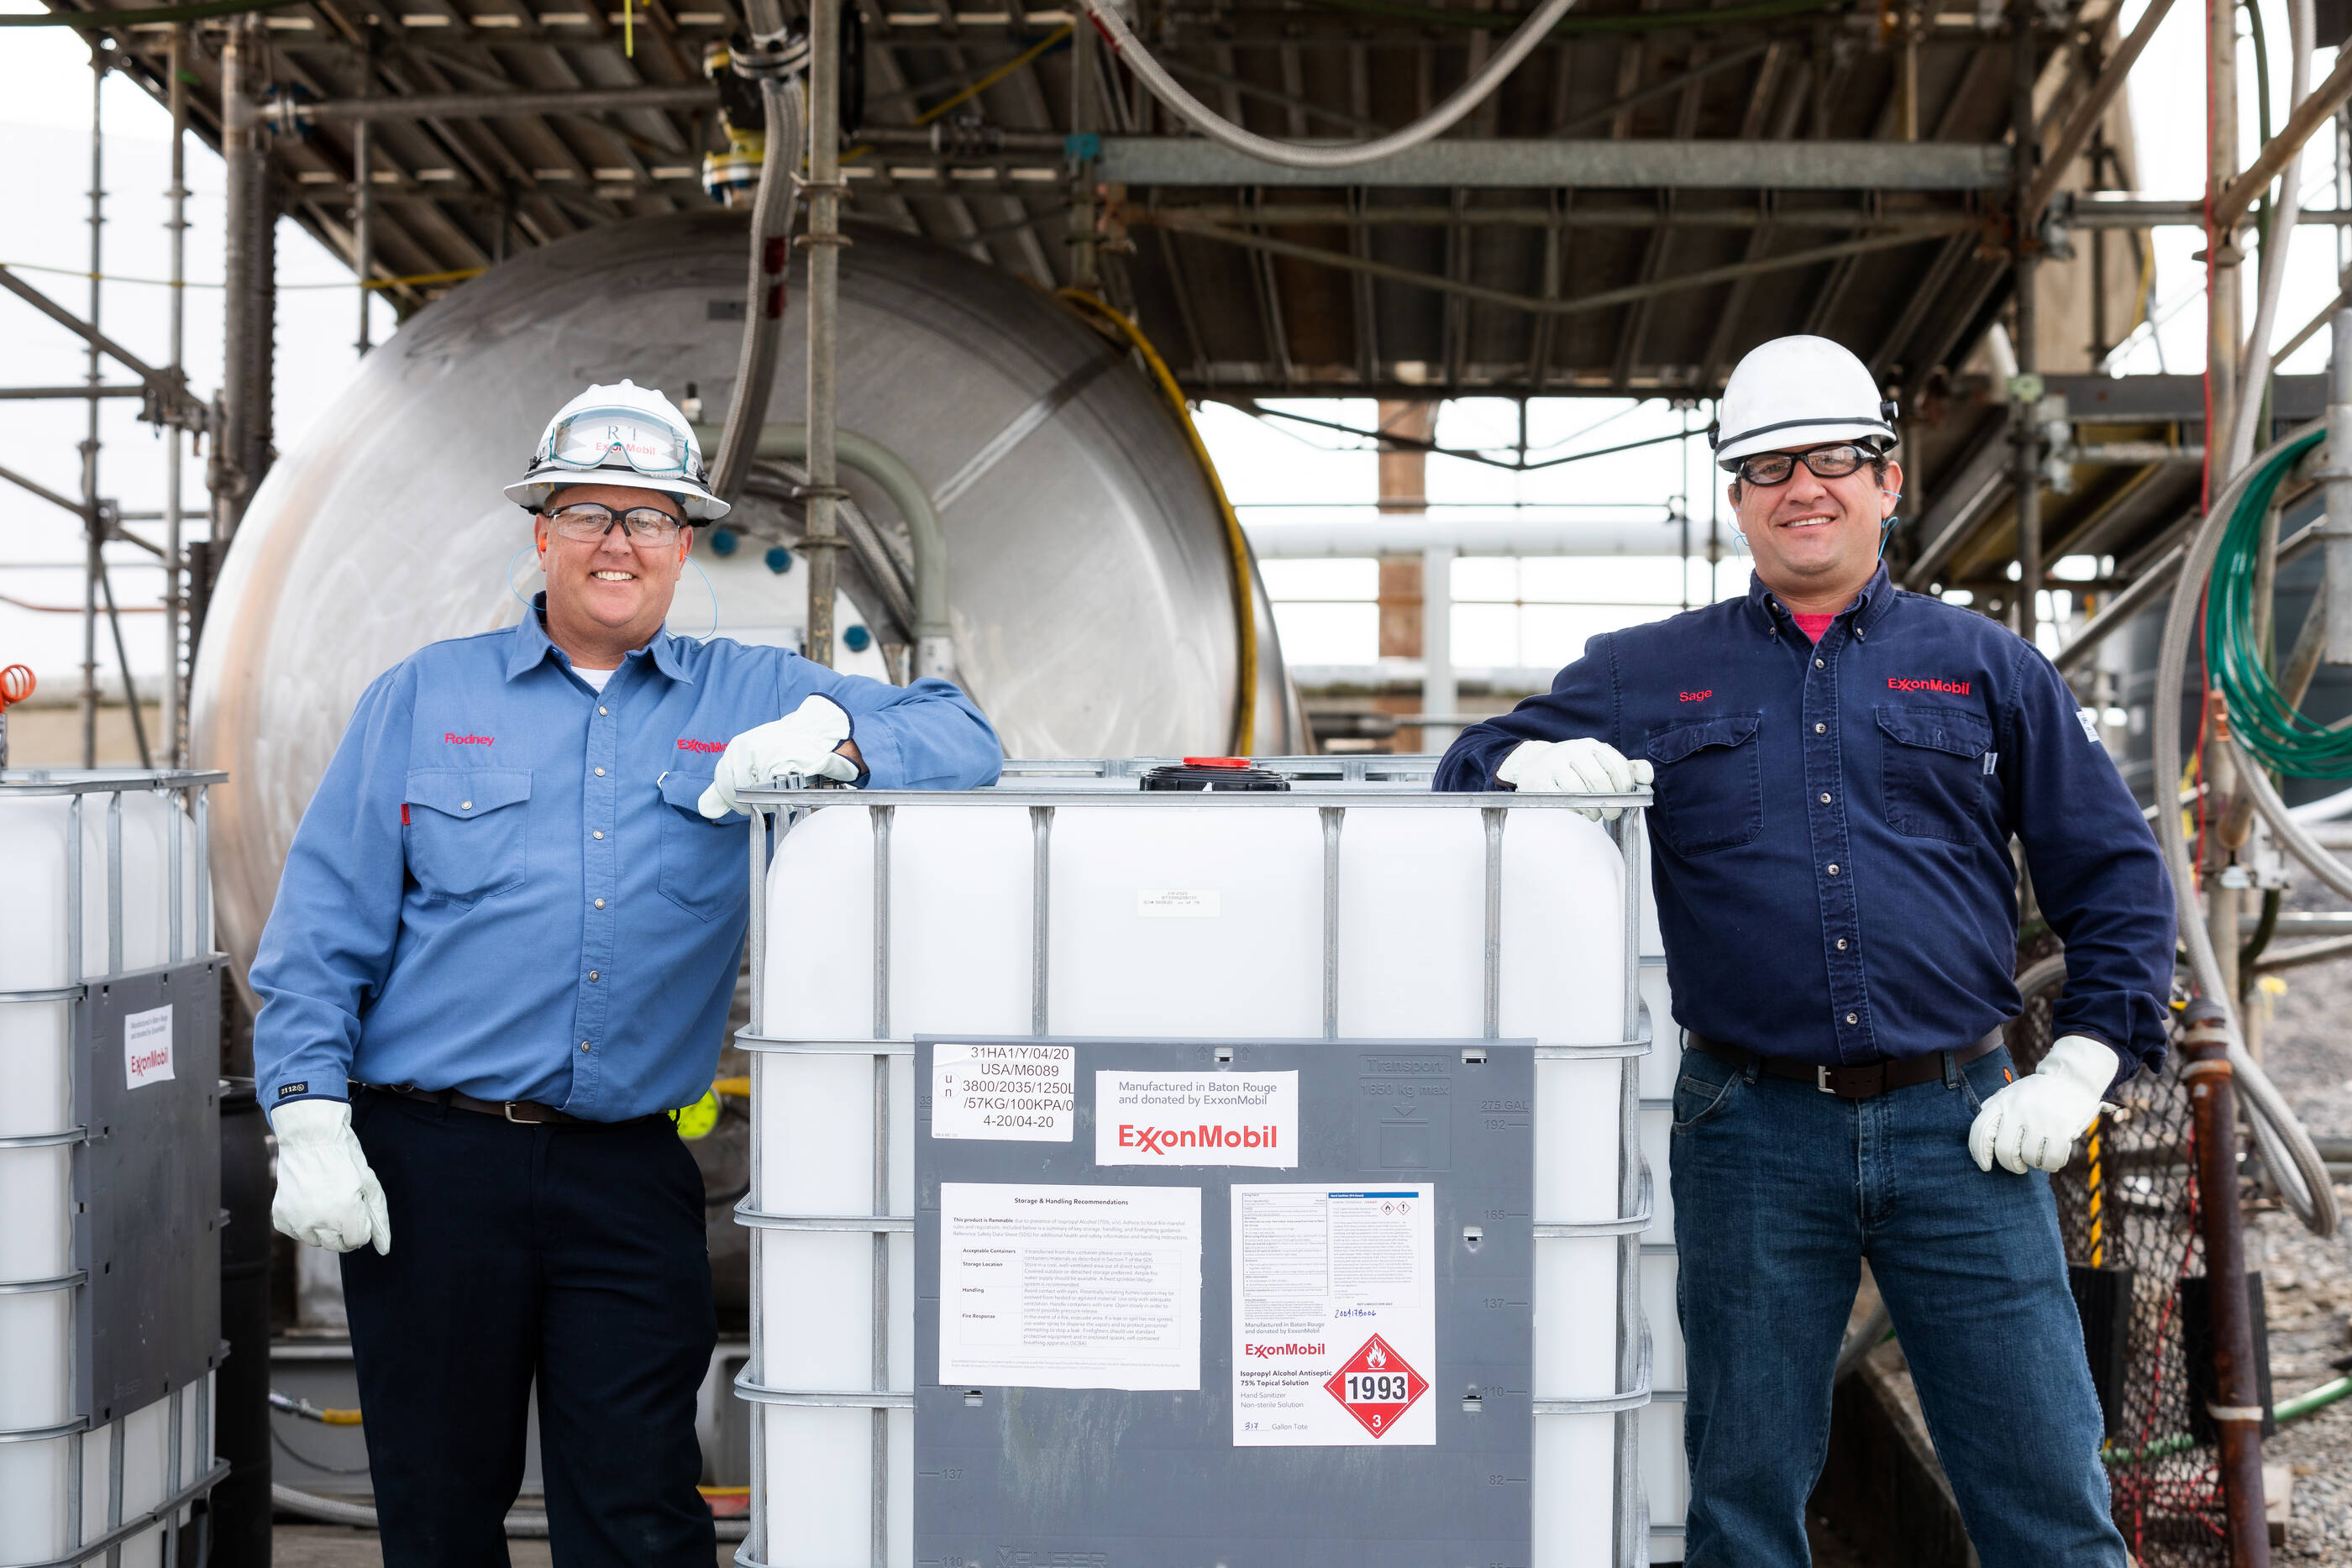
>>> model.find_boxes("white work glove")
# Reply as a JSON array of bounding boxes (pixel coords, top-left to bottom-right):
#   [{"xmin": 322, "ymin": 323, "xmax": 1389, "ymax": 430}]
[
  {"xmin": 1494, "ymin": 737, "xmax": 1656, "ymax": 820},
  {"xmin": 697, "ymin": 694, "xmax": 860, "ymax": 818},
  {"xmin": 1967, "ymin": 1035, "xmax": 2121, "ymax": 1175},
  {"xmin": 270, "ymin": 1099, "xmax": 391, "ymax": 1256}
]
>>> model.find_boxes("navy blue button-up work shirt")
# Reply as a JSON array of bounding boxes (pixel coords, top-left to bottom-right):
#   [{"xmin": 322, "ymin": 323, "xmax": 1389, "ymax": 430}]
[
  {"xmin": 250, "ymin": 603, "xmax": 1003, "ymax": 1121},
  {"xmin": 1436, "ymin": 566, "xmax": 2175, "ymax": 1075}
]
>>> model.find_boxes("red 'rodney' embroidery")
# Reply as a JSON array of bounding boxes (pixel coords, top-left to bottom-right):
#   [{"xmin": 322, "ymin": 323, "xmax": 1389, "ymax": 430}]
[
  {"xmin": 1886, "ymin": 678, "xmax": 1971, "ymax": 695},
  {"xmin": 444, "ymin": 732, "xmax": 495, "ymax": 745},
  {"xmin": 676, "ymin": 738, "xmax": 727, "ymax": 754}
]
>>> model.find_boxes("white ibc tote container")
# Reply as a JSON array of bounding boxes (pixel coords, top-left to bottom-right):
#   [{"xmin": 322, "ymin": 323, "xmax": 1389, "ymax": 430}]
[
  {"xmin": 0, "ymin": 773, "xmax": 225, "ymax": 1568},
  {"xmin": 736, "ymin": 758, "xmax": 1659, "ymax": 1568}
]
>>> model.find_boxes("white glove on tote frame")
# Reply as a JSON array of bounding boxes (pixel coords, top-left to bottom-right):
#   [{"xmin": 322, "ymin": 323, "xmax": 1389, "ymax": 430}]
[
  {"xmin": 1494, "ymin": 737, "xmax": 1656, "ymax": 821},
  {"xmin": 270, "ymin": 1099, "xmax": 391, "ymax": 1255},
  {"xmin": 1967, "ymin": 1035, "xmax": 2121, "ymax": 1175},
  {"xmin": 698, "ymin": 694, "xmax": 860, "ymax": 818}
]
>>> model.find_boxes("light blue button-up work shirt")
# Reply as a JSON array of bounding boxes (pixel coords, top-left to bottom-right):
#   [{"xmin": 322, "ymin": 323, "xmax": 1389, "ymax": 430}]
[{"xmin": 250, "ymin": 602, "xmax": 1003, "ymax": 1121}]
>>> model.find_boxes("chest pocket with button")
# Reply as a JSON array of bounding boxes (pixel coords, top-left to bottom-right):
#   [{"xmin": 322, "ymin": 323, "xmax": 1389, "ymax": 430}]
[
  {"xmin": 1877, "ymin": 705, "xmax": 1994, "ymax": 844},
  {"xmin": 1645, "ymin": 713, "xmax": 1764, "ymax": 857},
  {"xmin": 403, "ymin": 769, "xmax": 532, "ymax": 905},
  {"xmin": 657, "ymin": 768, "xmax": 748, "ymax": 922}
]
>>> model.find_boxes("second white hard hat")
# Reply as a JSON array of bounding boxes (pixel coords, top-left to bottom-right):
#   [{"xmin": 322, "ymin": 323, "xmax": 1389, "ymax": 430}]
[
  {"xmin": 503, "ymin": 380, "xmax": 732, "ymax": 522},
  {"xmin": 1711, "ymin": 335, "xmax": 1897, "ymax": 470}
]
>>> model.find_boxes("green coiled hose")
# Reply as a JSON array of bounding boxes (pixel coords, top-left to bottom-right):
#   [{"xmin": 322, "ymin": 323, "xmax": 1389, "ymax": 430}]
[{"xmin": 2203, "ymin": 429, "xmax": 2352, "ymax": 777}]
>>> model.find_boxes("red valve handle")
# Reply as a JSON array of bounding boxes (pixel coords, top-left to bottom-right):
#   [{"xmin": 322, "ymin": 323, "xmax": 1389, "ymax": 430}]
[{"xmin": 0, "ymin": 665, "xmax": 33, "ymax": 709}]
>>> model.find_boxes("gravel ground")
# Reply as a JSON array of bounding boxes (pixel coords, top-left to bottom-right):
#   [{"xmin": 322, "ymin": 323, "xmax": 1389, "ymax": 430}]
[{"xmin": 2244, "ymin": 881, "xmax": 2352, "ymax": 1564}]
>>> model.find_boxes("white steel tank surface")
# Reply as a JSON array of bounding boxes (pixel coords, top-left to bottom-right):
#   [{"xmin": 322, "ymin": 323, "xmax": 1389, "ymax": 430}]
[
  {"xmin": 753, "ymin": 783, "xmax": 1636, "ymax": 1566},
  {"xmin": 0, "ymin": 784, "xmax": 211, "ymax": 1567},
  {"xmin": 191, "ymin": 212, "xmax": 1301, "ymax": 982}
]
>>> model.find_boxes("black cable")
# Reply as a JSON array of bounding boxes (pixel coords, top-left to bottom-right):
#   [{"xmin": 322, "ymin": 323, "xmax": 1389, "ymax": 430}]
[
  {"xmin": 270, "ymin": 1426, "xmax": 373, "ymax": 1476},
  {"xmin": 2239, "ymin": 885, "xmax": 2282, "ymax": 972}
]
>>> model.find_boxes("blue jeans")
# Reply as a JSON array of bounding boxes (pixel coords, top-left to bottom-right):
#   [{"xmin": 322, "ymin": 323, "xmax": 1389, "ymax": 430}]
[{"xmin": 1669, "ymin": 1042, "xmax": 2128, "ymax": 1568}]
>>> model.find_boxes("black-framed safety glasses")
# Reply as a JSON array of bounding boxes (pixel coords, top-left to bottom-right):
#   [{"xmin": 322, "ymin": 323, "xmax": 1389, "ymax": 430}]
[
  {"xmin": 544, "ymin": 501, "xmax": 687, "ymax": 546},
  {"xmin": 1731, "ymin": 443, "xmax": 1877, "ymax": 487}
]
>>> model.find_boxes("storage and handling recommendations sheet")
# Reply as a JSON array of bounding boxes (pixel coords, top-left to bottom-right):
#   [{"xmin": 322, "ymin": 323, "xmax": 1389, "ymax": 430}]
[
  {"xmin": 937, "ymin": 1182, "xmax": 1203, "ymax": 1392},
  {"xmin": 1230, "ymin": 1183, "xmax": 1436, "ymax": 1446}
]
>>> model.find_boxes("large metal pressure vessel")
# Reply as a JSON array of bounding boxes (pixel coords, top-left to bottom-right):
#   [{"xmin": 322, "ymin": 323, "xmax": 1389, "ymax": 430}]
[{"xmin": 193, "ymin": 212, "xmax": 1297, "ymax": 979}]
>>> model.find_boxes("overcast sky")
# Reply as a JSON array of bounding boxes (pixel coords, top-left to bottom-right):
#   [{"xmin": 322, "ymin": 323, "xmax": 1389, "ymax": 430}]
[{"xmin": 0, "ymin": 0, "xmax": 2336, "ymax": 686}]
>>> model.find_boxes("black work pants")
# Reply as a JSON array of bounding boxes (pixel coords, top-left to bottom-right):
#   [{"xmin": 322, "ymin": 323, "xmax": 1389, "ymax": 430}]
[{"xmin": 341, "ymin": 1089, "xmax": 718, "ymax": 1568}]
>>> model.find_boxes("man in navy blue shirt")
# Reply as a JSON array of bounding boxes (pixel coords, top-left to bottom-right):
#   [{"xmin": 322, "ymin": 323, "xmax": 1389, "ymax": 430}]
[
  {"xmin": 253, "ymin": 381, "xmax": 1001, "ymax": 1566},
  {"xmin": 1438, "ymin": 338, "xmax": 2171, "ymax": 1566}
]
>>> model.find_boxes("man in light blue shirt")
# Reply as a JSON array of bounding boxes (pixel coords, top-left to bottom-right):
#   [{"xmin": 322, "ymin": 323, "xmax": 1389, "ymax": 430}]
[{"xmin": 252, "ymin": 380, "xmax": 1000, "ymax": 1565}]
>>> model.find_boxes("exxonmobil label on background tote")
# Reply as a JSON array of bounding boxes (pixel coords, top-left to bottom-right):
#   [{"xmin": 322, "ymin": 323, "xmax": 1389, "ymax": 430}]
[{"xmin": 1095, "ymin": 1071, "xmax": 1298, "ymax": 1168}]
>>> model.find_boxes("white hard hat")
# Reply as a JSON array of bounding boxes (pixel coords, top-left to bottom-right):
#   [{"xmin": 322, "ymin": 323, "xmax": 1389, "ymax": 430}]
[
  {"xmin": 1711, "ymin": 336, "xmax": 1897, "ymax": 470},
  {"xmin": 504, "ymin": 380, "xmax": 732, "ymax": 522}
]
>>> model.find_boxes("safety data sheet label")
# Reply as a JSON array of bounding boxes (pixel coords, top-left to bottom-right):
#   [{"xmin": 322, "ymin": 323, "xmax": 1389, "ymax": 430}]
[
  {"xmin": 937, "ymin": 1182, "xmax": 1202, "ymax": 1391},
  {"xmin": 1230, "ymin": 1183, "xmax": 1436, "ymax": 1446},
  {"xmin": 1095, "ymin": 1070, "xmax": 1298, "ymax": 1168},
  {"xmin": 930, "ymin": 1042, "xmax": 1074, "ymax": 1141}
]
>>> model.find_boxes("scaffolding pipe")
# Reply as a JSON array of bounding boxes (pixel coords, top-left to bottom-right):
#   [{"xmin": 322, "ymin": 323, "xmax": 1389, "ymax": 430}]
[
  {"xmin": 165, "ymin": 24, "xmax": 186, "ymax": 766},
  {"xmin": 353, "ymin": 36, "xmax": 373, "ymax": 356},
  {"xmin": 2012, "ymin": 0, "xmax": 2043, "ymax": 648},
  {"xmin": 2323, "ymin": 308, "xmax": 2352, "ymax": 663},
  {"xmin": 805, "ymin": 0, "xmax": 844, "ymax": 670},
  {"xmin": 81, "ymin": 45, "xmax": 104, "ymax": 769},
  {"xmin": 271, "ymin": 81, "xmax": 717, "ymax": 127}
]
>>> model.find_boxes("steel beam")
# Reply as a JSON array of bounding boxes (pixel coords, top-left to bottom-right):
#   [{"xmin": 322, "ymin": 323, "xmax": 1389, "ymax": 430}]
[
  {"xmin": 274, "ymin": 82, "xmax": 717, "ymax": 126},
  {"xmin": 1094, "ymin": 137, "xmax": 2011, "ymax": 190}
]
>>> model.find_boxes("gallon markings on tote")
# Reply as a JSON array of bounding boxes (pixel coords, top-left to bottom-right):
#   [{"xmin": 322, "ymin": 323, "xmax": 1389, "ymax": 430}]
[
  {"xmin": 1095, "ymin": 1071, "xmax": 1297, "ymax": 1168},
  {"xmin": 932, "ymin": 1042, "xmax": 1075, "ymax": 1141},
  {"xmin": 1136, "ymin": 887, "xmax": 1221, "ymax": 918},
  {"xmin": 123, "ymin": 1004, "xmax": 174, "ymax": 1089}
]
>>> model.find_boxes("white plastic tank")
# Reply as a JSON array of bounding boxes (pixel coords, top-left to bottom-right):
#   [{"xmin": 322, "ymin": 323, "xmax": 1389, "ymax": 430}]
[
  {"xmin": 750, "ymin": 770, "xmax": 1639, "ymax": 1566},
  {"xmin": 0, "ymin": 779, "xmax": 213, "ymax": 1568}
]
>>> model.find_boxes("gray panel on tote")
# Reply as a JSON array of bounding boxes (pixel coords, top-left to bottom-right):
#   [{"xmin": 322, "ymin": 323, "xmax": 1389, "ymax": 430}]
[{"xmin": 914, "ymin": 1036, "xmax": 1535, "ymax": 1568}]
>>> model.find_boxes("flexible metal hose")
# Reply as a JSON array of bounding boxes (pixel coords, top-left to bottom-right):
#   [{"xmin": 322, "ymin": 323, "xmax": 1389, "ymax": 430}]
[
  {"xmin": 1075, "ymin": 0, "xmax": 1579, "ymax": 170},
  {"xmin": 708, "ymin": 71, "xmax": 807, "ymax": 503},
  {"xmin": 2150, "ymin": 417, "xmax": 2342, "ymax": 1236},
  {"xmin": 269, "ymin": 1482, "xmax": 752, "ymax": 1540}
]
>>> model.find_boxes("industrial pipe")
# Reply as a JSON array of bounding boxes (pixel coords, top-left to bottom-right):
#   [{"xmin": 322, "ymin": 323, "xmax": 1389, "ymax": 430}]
[
  {"xmin": 268, "ymin": 82, "xmax": 717, "ymax": 129},
  {"xmin": 704, "ymin": 422, "xmax": 954, "ymax": 680},
  {"xmin": 706, "ymin": 41, "xmax": 806, "ymax": 505},
  {"xmin": 2322, "ymin": 309, "xmax": 2352, "ymax": 663},
  {"xmin": 2181, "ymin": 1002, "xmax": 2272, "ymax": 1568},
  {"xmin": 2150, "ymin": 415, "xmax": 2341, "ymax": 1236}
]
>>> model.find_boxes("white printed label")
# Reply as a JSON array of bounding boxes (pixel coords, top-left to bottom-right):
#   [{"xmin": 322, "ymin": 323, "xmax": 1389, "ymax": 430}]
[
  {"xmin": 938, "ymin": 1181, "xmax": 1202, "ymax": 1391},
  {"xmin": 1096, "ymin": 1071, "xmax": 1298, "ymax": 1168},
  {"xmin": 124, "ymin": 1004, "xmax": 174, "ymax": 1090},
  {"xmin": 2076, "ymin": 707, "xmax": 2103, "ymax": 744},
  {"xmin": 1137, "ymin": 888, "xmax": 1221, "ymax": 919},
  {"xmin": 1231, "ymin": 1183, "xmax": 1436, "ymax": 1446},
  {"xmin": 931, "ymin": 1043, "xmax": 1075, "ymax": 1141}
]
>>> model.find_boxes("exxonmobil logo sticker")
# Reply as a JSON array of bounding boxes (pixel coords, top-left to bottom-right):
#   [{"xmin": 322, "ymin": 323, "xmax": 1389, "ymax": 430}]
[
  {"xmin": 1095, "ymin": 1070, "xmax": 1298, "ymax": 1168},
  {"xmin": 124, "ymin": 1004, "xmax": 174, "ymax": 1089}
]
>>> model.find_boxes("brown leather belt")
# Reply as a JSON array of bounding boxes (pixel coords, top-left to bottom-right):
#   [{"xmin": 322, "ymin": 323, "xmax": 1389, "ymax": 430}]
[
  {"xmin": 365, "ymin": 1083, "xmax": 664, "ymax": 1128},
  {"xmin": 1687, "ymin": 1030, "xmax": 2005, "ymax": 1100}
]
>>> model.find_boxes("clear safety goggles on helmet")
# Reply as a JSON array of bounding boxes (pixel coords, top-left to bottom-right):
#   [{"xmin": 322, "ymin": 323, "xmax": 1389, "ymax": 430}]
[
  {"xmin": 536, "ymin": 404, "xmax": 705, "ymax": 480},
  {"xmin": 1730, "ymin": 442, "xmax": 1878, "ymax": 488}
]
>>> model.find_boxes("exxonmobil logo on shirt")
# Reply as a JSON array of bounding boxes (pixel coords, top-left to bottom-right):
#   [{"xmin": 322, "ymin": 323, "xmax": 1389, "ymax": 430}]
[
  {"xmin": 444, "ymin": 732, "xmax": 494, "ymax": 745},
  {"xmin": 676, "ymin": 737, "xmax": 727, "ymax": 754},
  {"xmin": 1887, "ymin": 677, "xmax": 1971, "ymax": 695}
]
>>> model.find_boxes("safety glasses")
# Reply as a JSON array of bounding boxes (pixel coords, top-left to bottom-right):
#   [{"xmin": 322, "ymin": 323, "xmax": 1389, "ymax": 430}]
[
  {"xmin": 537, "ymin": 405, "xmax": 701, "ymax": 478},
  {"xmin": 544, "ymin": 501, "xmax": 686, "ymax": 546},
  {"xmin": 1732, "ymin": 443, "xmax": 1875, "ymax": 487}
]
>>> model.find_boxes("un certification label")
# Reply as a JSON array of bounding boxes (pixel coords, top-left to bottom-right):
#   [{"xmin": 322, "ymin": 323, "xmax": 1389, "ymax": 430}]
[{"xmin": 932, "ymin": 1043, "xmax": 1075, "ymax": 1141}]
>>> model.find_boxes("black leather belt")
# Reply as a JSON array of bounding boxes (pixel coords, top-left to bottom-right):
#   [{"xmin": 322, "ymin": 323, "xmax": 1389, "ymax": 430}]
[
  {"xmin": 364, "ymin": 1083, "xmax": 666, "ymax": 1128},
  {"xmin": 1687, "ymin": 1030, "xmax": 2005, "ymax": 1100}
]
